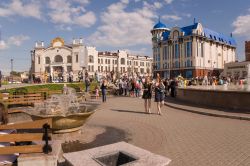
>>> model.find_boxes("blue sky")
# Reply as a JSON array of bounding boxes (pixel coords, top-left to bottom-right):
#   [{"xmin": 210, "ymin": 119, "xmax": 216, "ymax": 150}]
[{"xmin": 0, "ymin": 0, "xmax": 250, "ymax": 74}]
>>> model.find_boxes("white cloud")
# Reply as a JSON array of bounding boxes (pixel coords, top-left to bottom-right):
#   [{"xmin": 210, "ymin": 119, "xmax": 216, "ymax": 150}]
[
  {"xmin": 233, "ymin": 13, "xmax": 250, "ymax": 36},
  {"xmin": 72, "ymin": 0, "xmax": 90, "ymax": 5},
  {"xmin": 125, "ymin": 48, "xmax": 150, "ymax": 56},
  {"xmin": 48, "ymin": 0, "xmax": 96, "ymax": 29},
  {"xmin": 165, "ymin": 0, "xmax": 174, "ymax": 4},
  {"xmin": 162, "ymin": 14, "xmax": 182, "ymax": 21},
  {"xmin": 89, "ymin": 1, "xmax": 157, "ymax": 47},
  {"xmin": 7, "ymin": 35, "xmax": 30, "ymax": 46},
  {"xmin": 0, "ymin": 40, "xmax": 8, "ymax": 50},
  {"xmin": 0, "ymin": 0, "xmax": 42, "ymax": 19},
  {"xmin": 0, "ymin": 34, "xmax": 29, "ymax": 50}
]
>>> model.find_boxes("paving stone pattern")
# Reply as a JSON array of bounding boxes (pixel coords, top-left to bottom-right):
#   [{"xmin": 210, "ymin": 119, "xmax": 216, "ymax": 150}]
[{"xmin": 79, "ymin": 97, "xmax": 250, "ymax": 166}]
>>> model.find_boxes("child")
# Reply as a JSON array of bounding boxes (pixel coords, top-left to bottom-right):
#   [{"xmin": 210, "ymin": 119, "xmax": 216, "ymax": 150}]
[{"xmin": 95, "ymin": 85, "xmax": 99, "ymax": 99}]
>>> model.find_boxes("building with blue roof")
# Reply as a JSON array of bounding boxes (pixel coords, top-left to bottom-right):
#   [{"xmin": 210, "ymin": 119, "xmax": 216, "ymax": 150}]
[{"xmin": 151, "ymin": 21, "xmax": 237, "ymax": 78}]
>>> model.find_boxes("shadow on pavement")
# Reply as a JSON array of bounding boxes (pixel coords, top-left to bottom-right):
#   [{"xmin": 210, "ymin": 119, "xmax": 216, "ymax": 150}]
[
  {"xmin": 62, "ymin": 126, "xmax": 131, "ymax": 153},
  {"xmin": 111, "ymin": 109, "xmax": 148, "ymax": 114}
]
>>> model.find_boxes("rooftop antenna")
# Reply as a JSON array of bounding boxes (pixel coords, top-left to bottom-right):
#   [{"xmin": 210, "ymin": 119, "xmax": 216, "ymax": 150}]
[
  {"xmin": 158, "ymin": 15, "xmax": 161, "ymax": 23},
  {"xmin": 230, "ymin": 32, "xmax": 233, "ymax": 37},
  {"xmin": 193, "ymin": 18, "xmax": 196, "ymax": 24}
]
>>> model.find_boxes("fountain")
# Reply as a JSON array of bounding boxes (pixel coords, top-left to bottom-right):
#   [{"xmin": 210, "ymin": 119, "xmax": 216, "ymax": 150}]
[{"xmin": 25, "ymin": 86, "xmax": 98, "ymax": 133}]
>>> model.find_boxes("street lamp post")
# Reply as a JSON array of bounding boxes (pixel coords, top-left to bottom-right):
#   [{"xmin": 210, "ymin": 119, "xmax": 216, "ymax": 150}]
[{"xmin": 10, "ymin": 59, "xmax": 13, "ymax": 84}]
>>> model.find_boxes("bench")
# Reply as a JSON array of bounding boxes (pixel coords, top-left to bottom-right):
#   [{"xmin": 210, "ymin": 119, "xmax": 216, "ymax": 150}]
[
  {"xmin": 0, "ymin": 118, "xmax": 52, "ymax": 155},
  {"xmin": 0, "ymin": 93, "xmax": 43, "ymax": 107}
]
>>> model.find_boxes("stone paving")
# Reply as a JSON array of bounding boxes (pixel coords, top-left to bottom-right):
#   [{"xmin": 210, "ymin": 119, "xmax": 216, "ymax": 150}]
[{"xmin": 64, "ymin": 96, "xmax": 250, "ymax": 166}]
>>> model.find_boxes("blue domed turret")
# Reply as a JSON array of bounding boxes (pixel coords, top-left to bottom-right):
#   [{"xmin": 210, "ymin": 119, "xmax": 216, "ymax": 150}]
[{"xmin": 153, "ymin": 21, "xmax": 167, "ymax": 29}]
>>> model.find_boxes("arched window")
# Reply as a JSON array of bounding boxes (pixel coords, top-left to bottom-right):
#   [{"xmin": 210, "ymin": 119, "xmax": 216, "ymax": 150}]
[
  {"xmin": 89, "ymin": 55, "xmax": 94, "ymax": 63},
  {"xmin": 67, "ymin": 56, "xmax": 72, "ymax": 63},
  {"xmin": 54, "ymin": 55, "xmax": 63, "ymax": 63},
  {"xmin": 121, "ymin": 58, "xmax": 125, "ymax": 65},
  {"xmin": 45, "ymin": 57, "xmax": 50, "ymax": 64}
]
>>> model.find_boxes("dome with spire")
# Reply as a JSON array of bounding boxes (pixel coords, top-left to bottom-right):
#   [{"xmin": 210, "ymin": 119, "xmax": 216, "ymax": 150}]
[{"xmin": 153, "ymin": 21, "xmax": 167, "ymax": 29}]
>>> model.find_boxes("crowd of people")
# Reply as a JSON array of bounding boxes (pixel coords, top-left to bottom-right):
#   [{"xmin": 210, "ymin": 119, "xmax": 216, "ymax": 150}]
[{"xmin": 90, "ymin": 72, "xmax": 179, "ymax": 115}]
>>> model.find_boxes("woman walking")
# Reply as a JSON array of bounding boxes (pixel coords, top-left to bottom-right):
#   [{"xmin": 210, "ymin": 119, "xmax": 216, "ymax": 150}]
[
  {"xmin": 101, "ymin": 79, "xmax": 107, "ymax": 102},
  {"xmin": 154, "ymin": 77, "xmax": 165, "ymax": 115},
  {"xmin": 142, "ymin": 77, "xmax": 152, "ymax": 114}
]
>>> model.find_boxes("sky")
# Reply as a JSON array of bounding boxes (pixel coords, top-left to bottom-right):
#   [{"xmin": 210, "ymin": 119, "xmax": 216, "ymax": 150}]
[{"xmin": 0, "ymin": 0, "xmax": 250, "ymax": 74}]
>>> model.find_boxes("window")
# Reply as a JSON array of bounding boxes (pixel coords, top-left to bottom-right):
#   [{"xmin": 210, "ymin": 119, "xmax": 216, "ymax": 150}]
[
  {"xmin": 175, "ymin": 44, "xmax": 179, "ymax": 59},
  {"xmin": 67, "ymin": 56, "xmax": 72, "ymax": 63},
  {"xmin": 89, "ymin": 55, "xmax": 94, "ymax": 63},
  {"xmin": 45, "ymin": 57, "xmax": 50, "ymax": 64},
  {"xmin": 186, "ymin": 60, "xmax": 191, "ymax": 67},
  {"xmin": 186, "ymin": 42, "xmax": 192, "ymax": 57},
  {"xmin": 140, "ymin": 62, "xmax": 144, "ymax": 66},
  {"xmin": 201, "ymin": 43, "xmax": 203, "ymax": 57},
  {"xmin": 75, "ymin": 54, "xmax": 78, "ymax": 63},
  {"xmin": 67, "ymin": 66, "xmax": 72, "ymax": 72},
  {"xmin": 38, "ymin": 56, "xmax": 40, "ymax": 64},
  {"xmin": 164, "ymin": 46, "xmax": 168, "ymax": 60},
  {"xmin": 140, "ymin": 68, "xmax": 144, "ymax": 74},
  {"xmin": 186, "ymin": 70, "xmax": 193, "ymax": 78},
  {"xmin": 98, "ymin": 59, "xmax": 100, "ymax": 64},
  {"xmin": 121, "ymin": 58, "xmax": 125, "ymax": 65},
  {"xmin": 45, "ymin": 67, "xmax": 50, "ymax": 73},
  {"xmin": 101, "ymin": 59, "xmax": 103, "ymax": 64},
  {"xmin": 54, "ymin": 55, "xmax": 63, "ymax": 63}
]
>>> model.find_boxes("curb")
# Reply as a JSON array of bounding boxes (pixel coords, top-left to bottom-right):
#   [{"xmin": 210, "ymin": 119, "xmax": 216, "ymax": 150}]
[{"xmin": 164, "ymin": 102, "xmax": 250, "ymax": 121}]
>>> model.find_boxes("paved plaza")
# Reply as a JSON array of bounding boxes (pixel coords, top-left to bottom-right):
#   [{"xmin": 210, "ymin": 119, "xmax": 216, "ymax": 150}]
[{"xmin": 61, "ymin": 96, "xmax": 250, "ymax": 166}]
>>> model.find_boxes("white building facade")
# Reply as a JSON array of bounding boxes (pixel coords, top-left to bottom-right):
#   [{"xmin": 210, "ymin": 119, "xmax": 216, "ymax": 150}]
[
  {"xmin": 97, "ymin": 51, "xmax": 153, "ymax": 77},
  {"xmin": 151, "ymin": 21, "xmax": 237, "ymax": 79},
  {"xmin": 31, "ymin": 37, "xmax": 153, "ymax": 82}
]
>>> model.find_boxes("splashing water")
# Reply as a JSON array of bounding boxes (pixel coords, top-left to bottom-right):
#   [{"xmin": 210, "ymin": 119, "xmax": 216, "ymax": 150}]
[{"xmin": 34, "ymin": 87, "xmax": 82, "ymax": 116}]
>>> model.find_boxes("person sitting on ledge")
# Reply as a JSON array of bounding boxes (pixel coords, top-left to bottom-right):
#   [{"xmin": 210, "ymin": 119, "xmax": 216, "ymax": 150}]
[{"xmin": 0, "ymin": 102, "xmax": 19, "ymax": 165}]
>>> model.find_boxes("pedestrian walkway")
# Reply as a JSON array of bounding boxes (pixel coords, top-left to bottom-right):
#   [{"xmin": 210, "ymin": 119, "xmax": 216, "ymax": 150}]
[
  {"xmin": 61, "ymin": 97, "xmax": 250, "ymax": 166},
  {"xmin": 165, "ymin": 97, "xmax": 250, "ymax": 121}
]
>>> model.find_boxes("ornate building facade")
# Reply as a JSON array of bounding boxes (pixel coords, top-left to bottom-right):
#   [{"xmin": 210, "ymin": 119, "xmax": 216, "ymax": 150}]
[
  {"xmin": 31, "ymin": 37, "xmax": 153, "ymax": 82},
  {"xmin": 151, "ymin": 21, "xmax": 237, "ymax": 78}
]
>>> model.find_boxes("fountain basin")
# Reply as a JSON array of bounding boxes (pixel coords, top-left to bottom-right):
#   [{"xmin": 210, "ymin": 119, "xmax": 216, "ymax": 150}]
[
  {"xmin": 25, "ymin": 105, "xmax": 97, "ymax": 133},
  {"xmin": 177, "ymin": 87, "xmax": 250, "ymax": 111}
]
